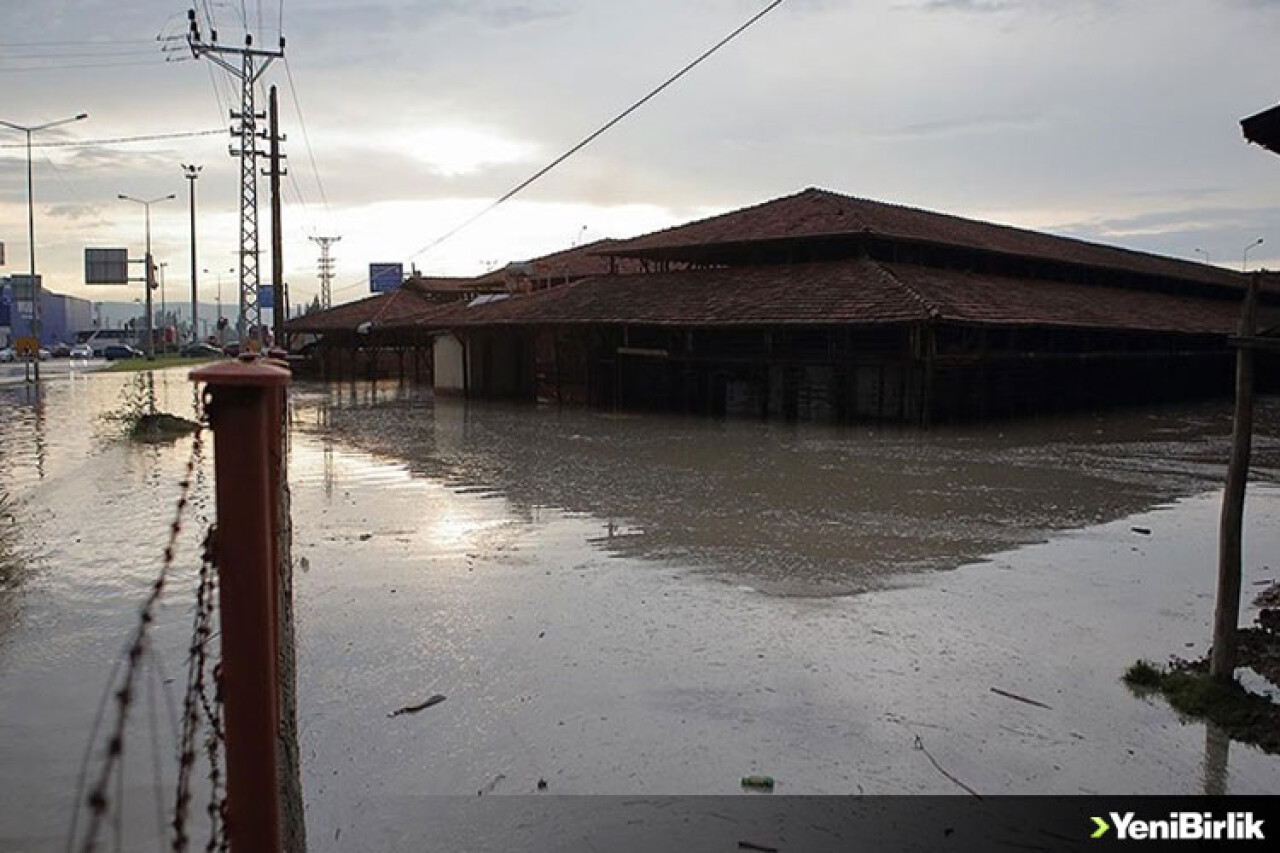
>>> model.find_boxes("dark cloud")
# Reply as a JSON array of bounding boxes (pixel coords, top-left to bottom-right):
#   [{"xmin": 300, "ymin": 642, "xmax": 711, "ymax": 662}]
[{"xmin": 46, "ymin": 203, "xmax": 104, "ymax": 221}]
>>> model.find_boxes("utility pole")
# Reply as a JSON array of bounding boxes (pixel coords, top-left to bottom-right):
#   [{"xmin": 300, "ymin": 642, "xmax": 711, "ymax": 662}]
[
  {"xmin": 266, "ymin": 85, "xmax": 287, "ymax": 349},
  {"xmin": 184, "ymin": 164, "xmax": 202, "ymax": 344},
  {"xmin": 119, "ymin": 193, "xmax": 175, "ymax": 360},
  {"xmin": 1211, "ymin": 274, "xmax": 1260, "ymax": 682},
  {"xmin": 309, "ymin": 236, "xmax": 340, "ymax": 309},
  {"xmin": 186, "ymin": 9, "xmax": 283, "ymax": 350},
  {"xmin": 0, "ymin": 112, "xmax": 88, "ymax": 381}
]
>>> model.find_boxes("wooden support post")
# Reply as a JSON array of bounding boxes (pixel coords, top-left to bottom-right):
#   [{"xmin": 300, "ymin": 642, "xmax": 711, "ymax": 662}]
[
  {"xmin": 919, "ymin": 323, "xmax": 935, "ymax": 428},
  {"xmin": 191, "ymin": 358, "xmax": 292, "ymax": 853},
  {"xmin": 1211, "ymin": 275, "xmax": 1259, "ymax": 682},
  {"xmin": 262, "ymin": 358, "xmax": 307, "ymax": 853}
]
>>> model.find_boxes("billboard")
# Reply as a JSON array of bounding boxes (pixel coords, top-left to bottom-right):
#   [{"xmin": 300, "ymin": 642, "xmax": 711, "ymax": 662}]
[
  {"xmin": 369, "ymin": 262, "xmax": 403, "ymax": 293},
  {"xmin": 259, "ymin": 284, "xmax": 274, "ymax": 310},
  {"xmin": 85, "ymin": 248, "xmax": 130, "ymax": 285}
]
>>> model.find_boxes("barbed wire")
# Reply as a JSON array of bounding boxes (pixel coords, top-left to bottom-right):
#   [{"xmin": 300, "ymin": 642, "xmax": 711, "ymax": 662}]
[{"xmin": 77, "ymin": 424, "xmax": 209, "ymax": 853}]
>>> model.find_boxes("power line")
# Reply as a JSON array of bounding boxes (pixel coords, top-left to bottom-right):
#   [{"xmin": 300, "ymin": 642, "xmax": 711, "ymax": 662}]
[
  {"xmin": 0, "ymin": 129, "xmax": 224, "ymax": 149},
  {"xmin": 334, "ymin": 0, "xmax": 788, "ymax": 296},
  {"xmin": 0, "ymin": 58, "xmax": 185, "ymax": 73},
  {"xmin": 282, "ymin": 57, "xmax": 331, "ymax": 219},
  {"xmin": 0, "ymin": 47, "xmax": 170, "ymax": 59},
  {"xmin": 0, "ymin": 39, "xmax": 158, "ymax": 47}
]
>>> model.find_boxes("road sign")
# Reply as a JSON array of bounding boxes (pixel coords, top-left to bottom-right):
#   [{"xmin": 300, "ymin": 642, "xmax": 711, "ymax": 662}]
[
  {"xmin": 370, "ymin": 263, "xmax": 403, "ymax": 293},
  {"xmin": 14, "ymin": 336, "xmax": 39, "ymax": 357},
  {"xmin": 85, "ymin": 248, "xmax": 130, "ymax": 285},
  {"xmin": 259, "ymin": 284, "xmax": 274, "ymax": 310}
]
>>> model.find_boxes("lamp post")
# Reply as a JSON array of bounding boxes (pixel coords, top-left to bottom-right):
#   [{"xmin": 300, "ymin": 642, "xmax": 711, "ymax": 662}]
[
  {"xmin": 205, "ymin": 266, "xmax": 234, "ymax": 343},
  {"xmin": 1194, "ymin": 248, "xmax": 1211, "ymax": 264},
  {"xmin": 0, "ymin": 112, "xmax": 88, "ymax": 381},
  {"xmin": 1242, "ymin": 238, "xmax": 1264, "ymax": 272},
  {"xmin": 183, "ymin": 164, "xmax": 202, "ymax": 344},
  {"xmin": 118, "ymin": 193, "xmax": 176, "ymax": 360}
]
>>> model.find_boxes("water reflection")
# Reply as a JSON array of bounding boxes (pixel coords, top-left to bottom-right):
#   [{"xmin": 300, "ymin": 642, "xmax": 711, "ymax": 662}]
[
  {"xmin": 1203, "ymin": 723, "xmax": 1231, "ymax": 796},
  {"xmin": 291, "ymin": 381, "xmax": 1279, "ymax": 594}
]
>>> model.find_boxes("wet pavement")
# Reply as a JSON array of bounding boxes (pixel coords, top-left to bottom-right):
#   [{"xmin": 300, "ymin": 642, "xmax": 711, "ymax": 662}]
[{"xmin": 1, "ymin": 369, "xmax": 1278, "ymax": 850}]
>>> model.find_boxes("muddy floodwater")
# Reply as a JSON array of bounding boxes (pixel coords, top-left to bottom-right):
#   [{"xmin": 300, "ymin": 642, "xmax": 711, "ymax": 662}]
[{"xmin": 1, "ymin": 368, "xmax": 1279, "ymax": 850}]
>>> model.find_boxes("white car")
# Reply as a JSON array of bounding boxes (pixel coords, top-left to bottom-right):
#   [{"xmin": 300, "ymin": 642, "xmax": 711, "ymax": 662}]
[
  {"xmin": 70, "ymin": 343, "xmax": 94, "ymax": 359},
  {"xmin": 0, "ymin": 347, "xmax": 14, "ymax": 363}
]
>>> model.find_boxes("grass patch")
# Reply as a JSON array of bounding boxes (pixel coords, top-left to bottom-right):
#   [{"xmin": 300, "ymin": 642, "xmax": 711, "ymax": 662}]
[
  {"xmin": 101, "ymin": 373, "xmax": 200, "ymax": 442},
  {"xmin": 1124, "ymin": 659, "xmax": 1280, "ymax": 754},
  {"xmin": 130, "ymin": 412, "xmax": 200, "ymax": 443},
  {"xmin": 103, "ymin": 354, "xmax": 222, "ymax": 373},
  {"xmin": 1123, "ymin": 659, "xmax": 1163, "ymax": 690}
]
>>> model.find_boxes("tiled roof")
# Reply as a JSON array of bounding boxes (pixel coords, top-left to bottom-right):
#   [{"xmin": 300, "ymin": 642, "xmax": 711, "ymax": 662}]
[
  {"xmin": 286, "ymin": 286, "xmax": 447, "ymax": 333},
  {"xmin": 420, "ymin": 259, "xmax": 1269, "ymax": 335},
  {"xmin": 422, "ymin": 261, "xmax": 928, "ymax": 328},
  {"xmin": 403, "ymin": 276, "xmax": 488, "ymax": 294},
  {"xmin": 884, "ymin": 265, "xmax": 1259, "ymax": 335},
  {"xmin": 470, "ymin": 238, "xmax": 645, "ymax": 286},
  {"xmin": 603, "ymin": 188, "xmax": 1246, "ymax": 290}
]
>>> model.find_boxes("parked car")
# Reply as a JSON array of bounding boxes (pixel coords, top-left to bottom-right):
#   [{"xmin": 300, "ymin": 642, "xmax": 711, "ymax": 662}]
[
  {"xmin": 181, "ymin": 342, "xmax": 223, "ymax": 358},
  {"xmin": 0, "ymin": 346, "xmax": 49, "ymax": 361},
  {"xmin": 70, "ymin": 343, "xmax": 94, "ymax": 359},
  {"xmin": 103, "ymin": 344, "xmax": 144, "ymax": 361},
  {"xmin": 50, "ymin": 343, "xmax": 72, "ymax": 358},
  {"xmin": 222, "ymin": 341, "xmax": 242, "ymax": 357}
]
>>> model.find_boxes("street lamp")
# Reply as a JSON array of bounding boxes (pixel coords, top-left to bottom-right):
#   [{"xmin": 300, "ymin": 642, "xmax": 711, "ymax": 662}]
[
  {"xmin": 0, "ymin": 111, "xmax": 88, "ymax": 381},
  {"xmin": 118, "ymin": 192, "xmax": 176, "ymax": 360},
  {"xmin": 1242, "ymin": 238, "xmax": 1264, "ymax": 272},
  {"xmin": 183, "ymin": 164, "xmax": 202, "ymax": 344},
  {"xmin": 204, "ymin": 266, "xmax": 234, "ymax": 343},
  {"xmin": 1194, "ymin": 248, "xmax": 1211, "ymax": 264}
]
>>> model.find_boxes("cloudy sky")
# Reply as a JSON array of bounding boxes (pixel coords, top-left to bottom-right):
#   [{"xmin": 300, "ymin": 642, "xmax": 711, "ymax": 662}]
[{"xmin": 1, "ymin": 0, "xmax": 1278, "ymax": 313}]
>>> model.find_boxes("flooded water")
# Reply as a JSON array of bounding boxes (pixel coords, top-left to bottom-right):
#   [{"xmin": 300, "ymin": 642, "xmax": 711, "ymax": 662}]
[{"xmin": 1, "ymin": 369, "xmax": 1278, "ymax": 850}]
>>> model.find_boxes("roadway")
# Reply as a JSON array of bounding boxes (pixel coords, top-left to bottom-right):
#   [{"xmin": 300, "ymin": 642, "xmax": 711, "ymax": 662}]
[{"xmin": 0, "ymin": 358, "xmax": 109, "ymax": 388}]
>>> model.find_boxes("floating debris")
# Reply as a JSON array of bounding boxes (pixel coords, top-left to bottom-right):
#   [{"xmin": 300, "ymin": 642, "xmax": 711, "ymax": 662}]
[{"xmin": 388, "ymin": 694, "xmax": 446, "ymax": 718}]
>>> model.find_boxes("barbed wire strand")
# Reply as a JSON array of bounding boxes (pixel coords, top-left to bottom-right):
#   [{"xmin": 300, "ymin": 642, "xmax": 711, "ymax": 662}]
[{"xmin": 78, "ymin": 428, "xmax": 204, "ymax": 853}]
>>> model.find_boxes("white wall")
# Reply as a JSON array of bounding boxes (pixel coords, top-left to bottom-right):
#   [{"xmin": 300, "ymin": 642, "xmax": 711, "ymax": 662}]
[{"xmin": 433, "ymin": 334, "xmax": 466, "ymax": 394}]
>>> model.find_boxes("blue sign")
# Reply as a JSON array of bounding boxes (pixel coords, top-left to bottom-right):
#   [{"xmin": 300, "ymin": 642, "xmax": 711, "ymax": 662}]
[
  {"xmin": 259, "ymin": 284, "xmax": 275, "ymax": 310},
  {"xmin": 370, "ymin": 263, "xmax": 403, "ymax": 293}
]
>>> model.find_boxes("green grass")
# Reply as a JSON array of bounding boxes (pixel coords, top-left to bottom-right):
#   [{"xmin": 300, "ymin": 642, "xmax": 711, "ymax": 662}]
[
  {"xmin": 1124, "ymin": 659, "xmax": 1280, "ymax": 754},
  {"xmin": 1123, "ymin": 659, "xmax": 1163, "ymax": 690},
  {"xmin": 103, "ymin": 354, "xmax": 223, "ymax": 372}
]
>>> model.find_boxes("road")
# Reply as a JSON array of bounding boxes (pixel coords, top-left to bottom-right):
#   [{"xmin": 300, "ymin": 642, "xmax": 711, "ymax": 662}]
[{"xmin": 0, "ymin": 358, "xmax": 108, "ymax": 388}]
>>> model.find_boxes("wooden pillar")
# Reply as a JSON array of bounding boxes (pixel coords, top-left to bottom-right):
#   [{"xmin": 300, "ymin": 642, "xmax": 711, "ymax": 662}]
[
  {"xmin": 191, "ymin": 359, "xmax": 292, "ymax": 853},
  {"xmin": 1211, "ymin": 275, "xmax": 1259, "ymax": 682},
  {"xmin": 919, "ymin": 323, "xmax": 935, "ymax": 428}
]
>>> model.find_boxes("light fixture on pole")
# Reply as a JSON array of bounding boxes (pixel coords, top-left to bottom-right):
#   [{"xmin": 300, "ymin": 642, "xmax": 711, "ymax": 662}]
[
  {"xmin": 204, "ymin": 266, "xmax": 234, "ymax": 342},
  {"xmin": 1194, "ymin": 248, "xmax": 1211, "ymax": 264},
  {"xmin": 183, "ymin": 164, "xmax": 202, "ymax": 344},
  {"xmin": 0, "ymin": 112, "xmax": 88, "ymax": 382},
  {"xmin": 1242, "ymin": 237, "xmax": 1264, "ymax": 272},
  {"xmin": 118, "ymin": 193, "xmax": 176, "ymax": 360}
]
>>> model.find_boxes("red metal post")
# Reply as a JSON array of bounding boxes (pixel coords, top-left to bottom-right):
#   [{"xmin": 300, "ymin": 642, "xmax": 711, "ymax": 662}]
[{"xmin": 192, "ymin": 357, "xmax": 291, "ymax": 852}]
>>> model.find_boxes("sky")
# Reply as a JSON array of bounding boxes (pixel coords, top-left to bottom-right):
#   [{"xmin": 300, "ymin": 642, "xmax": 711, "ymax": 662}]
[{"xmin": 1, "ymin": 0, "xmax": 1279, "ymax": 315}]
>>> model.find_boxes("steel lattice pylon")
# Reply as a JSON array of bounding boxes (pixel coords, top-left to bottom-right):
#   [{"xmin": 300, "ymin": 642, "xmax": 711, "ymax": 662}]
[
  {"xmin": 235, "ymin": 51, "xmax": 262, "ymax": 341},
  {"xmin": 309, "ymin": 235, "xmax": 340, "ymax": 309},
  {"xmin": 186, "ymin": 10, "xmax": 283, "ymax": 347}
]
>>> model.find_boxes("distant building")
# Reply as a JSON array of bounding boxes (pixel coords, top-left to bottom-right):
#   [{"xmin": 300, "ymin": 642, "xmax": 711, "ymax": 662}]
[
  {"xmin": 0, "ymin": 280, "xmax": 93, "ymax": 347},
  {"xmin": 289, "ymin": 187, "xmax": 1279, "ymax": 423}
]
